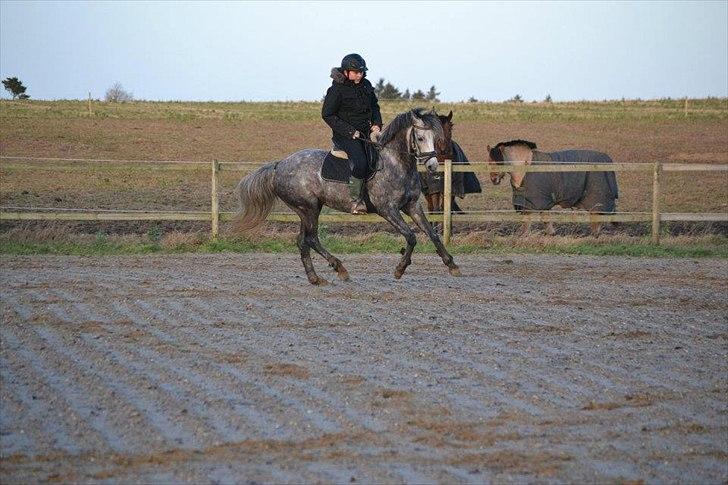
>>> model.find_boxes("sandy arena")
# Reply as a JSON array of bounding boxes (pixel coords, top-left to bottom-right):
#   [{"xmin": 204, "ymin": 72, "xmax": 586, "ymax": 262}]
[{"xmin": 1, "ymin": 252, "xmax": 726, "ymax": 483}]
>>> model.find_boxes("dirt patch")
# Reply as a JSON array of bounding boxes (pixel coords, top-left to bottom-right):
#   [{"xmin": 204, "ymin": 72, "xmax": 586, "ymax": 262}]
[{"xmin": 263, "ymin": 363, "xmax": 311, "ymax": 379}]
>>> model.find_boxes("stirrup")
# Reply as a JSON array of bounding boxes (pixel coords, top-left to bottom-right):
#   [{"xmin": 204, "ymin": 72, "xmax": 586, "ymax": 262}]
[{"xmin": 351, "ymin": 201, "xmax": 368, "ymax": 215}]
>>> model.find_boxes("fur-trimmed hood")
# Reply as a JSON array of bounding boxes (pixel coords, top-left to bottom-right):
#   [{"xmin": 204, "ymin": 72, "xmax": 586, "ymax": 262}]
[
  {"xmin": 330, "ymin": 67, "xmax": 346, "ymax": 83},
  {"xmin": 330, "ymin": 67, "xmax": 367, "ymax": 84}
]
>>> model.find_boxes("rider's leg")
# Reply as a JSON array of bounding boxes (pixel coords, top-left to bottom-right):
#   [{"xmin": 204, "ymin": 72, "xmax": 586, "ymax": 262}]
[{"xmin": 332, "ymin": 134, "xmax": 368, "ymax": 214}]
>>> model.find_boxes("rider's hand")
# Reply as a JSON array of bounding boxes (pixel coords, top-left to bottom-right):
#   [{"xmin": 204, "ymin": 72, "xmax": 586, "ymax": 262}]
[
  {"xmin": 369, "ymin": 125, "xmax": 381, "ymax": 142},
  {"xmin": 352, "ymin": 130, "xmax": 361, "ymax": 139}
]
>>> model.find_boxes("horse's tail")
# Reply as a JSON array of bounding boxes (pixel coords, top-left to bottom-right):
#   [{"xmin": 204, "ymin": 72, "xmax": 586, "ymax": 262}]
[{"xmin": 230, "ymin": 161, "xmax": 279, "ymax": 234}]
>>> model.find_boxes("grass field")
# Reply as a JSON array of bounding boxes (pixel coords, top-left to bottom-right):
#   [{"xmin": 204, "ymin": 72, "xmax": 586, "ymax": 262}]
[{"xmin": 1, "ymin": 98, "xmax": 727, "ymax": 255}]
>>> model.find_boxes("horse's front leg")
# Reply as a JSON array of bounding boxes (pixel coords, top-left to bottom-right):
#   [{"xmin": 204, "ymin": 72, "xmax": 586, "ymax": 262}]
[
  {"xmin": 406, "ymin": 202, "xmax": 461, "ymax": 277},
  {"xmin": 378, "ymin": 208, "xmax": 417, "ymax": 279},
  {"xmin": 424, "ymin": 193, "xmax": 435, "ymax": 213}
]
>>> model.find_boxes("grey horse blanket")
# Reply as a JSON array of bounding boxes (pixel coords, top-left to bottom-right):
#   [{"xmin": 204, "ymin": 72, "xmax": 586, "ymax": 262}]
[
  {"xmin": 420, "ymin": 141, "xmax": 482, "ymax": 197},
  {"xmin": 513, "ymin": 150, "xmax": 619, "ymax": 212}
]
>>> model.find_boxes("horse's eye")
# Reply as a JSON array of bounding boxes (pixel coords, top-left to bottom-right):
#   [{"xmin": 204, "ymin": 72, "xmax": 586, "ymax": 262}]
[{"xmin": 417, "ymin": 136, "xmax": 424, "ymax": 141}]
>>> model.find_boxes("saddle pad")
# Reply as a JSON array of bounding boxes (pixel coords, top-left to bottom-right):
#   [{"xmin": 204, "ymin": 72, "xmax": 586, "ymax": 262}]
[{"xmin": 321, "ymin": 152, "xmax": 351, "ymax": 183}]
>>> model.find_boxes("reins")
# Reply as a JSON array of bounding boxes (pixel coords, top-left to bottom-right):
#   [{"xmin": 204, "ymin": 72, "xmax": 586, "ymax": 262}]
[{"xmin": 358, "ymin": 125, "xmax": 437, "ymax": 163}]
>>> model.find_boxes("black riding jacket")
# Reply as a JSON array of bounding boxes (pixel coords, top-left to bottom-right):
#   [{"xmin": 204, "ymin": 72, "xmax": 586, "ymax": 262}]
[{"xmin": 322, "ymin": 68, "xmax": 382, "ymax": 138}]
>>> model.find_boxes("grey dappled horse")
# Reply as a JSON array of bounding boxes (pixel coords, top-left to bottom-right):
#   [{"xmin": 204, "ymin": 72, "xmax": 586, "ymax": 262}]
[{"xmin": 232, "ymin": 108, "xmax": 461, "ymax": 285}]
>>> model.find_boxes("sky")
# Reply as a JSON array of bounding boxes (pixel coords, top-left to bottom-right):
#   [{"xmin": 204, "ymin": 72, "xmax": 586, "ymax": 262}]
[{"xmin": 1, "ymin": 0, "xmax": 726, "ymax": 102}]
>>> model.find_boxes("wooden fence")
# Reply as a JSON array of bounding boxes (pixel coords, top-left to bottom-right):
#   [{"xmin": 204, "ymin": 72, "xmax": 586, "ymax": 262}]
[{"xmin": 1, "ymin": 156, "xmax": 727, "ymax": 245}]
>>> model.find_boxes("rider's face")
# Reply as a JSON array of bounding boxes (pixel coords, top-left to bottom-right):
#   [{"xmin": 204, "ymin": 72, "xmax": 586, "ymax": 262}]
[{"xmin": 345, "ymin": 70, "xmax": 364, "ymax": 83}]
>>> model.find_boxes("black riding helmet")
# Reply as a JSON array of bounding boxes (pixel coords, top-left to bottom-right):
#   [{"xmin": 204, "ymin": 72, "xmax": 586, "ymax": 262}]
[{"xmin": 341, "ymin": 53, "xmax": 368, "ymax": 72}]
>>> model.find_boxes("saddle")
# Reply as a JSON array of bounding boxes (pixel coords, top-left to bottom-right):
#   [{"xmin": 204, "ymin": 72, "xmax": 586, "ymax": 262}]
[
  {"xmin": 321, "ymin": 144, "xmax": 382, "ymax": 183},
  {"xmin": 321, "ymin": 149, "xmax": 351, "ymax": 183}
]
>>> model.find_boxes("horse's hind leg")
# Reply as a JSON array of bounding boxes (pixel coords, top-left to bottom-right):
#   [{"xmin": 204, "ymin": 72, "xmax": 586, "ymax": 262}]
[
  {"xmin": 306, "ymin": 219, "xmax": 350, "ymax": 282},
  {"xmin": 293, "ymin": 205, "xmax": 350, "ymax": 284},
  {"xmin": 406, "ymin": 202, "xmax": 461, "ymax": 277},
  {"xmin": 292, "ymin": 208, "xmax": 330, "ymax": 286},
  {"xmin": 296, "ymin": 221, "xmax": 327, "ymax": 286}
]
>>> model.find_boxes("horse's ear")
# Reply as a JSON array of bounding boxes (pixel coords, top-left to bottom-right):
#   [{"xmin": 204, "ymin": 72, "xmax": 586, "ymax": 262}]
[{"xmin": 447, "ymin": 110, "xmax": 453, "ymax": 122}]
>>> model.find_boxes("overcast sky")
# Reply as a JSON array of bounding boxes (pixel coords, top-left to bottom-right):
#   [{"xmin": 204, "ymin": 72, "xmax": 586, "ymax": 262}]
[{"xmin": 1, "ymin": 0, "xmax": 726, "ymax": 102}]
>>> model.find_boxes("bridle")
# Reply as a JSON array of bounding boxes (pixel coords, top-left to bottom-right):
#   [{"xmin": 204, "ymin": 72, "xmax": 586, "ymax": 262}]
[
  {"xmin": 408, "ymin": 125, "xmax": 438, "ymax": 163},
  {"xmin": 359, "ymin": 124, "xmax": 438, "ymax": 164}
]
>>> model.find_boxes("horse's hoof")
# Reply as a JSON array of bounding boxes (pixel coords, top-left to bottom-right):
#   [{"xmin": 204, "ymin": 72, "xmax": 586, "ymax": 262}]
[
  {"xmin": 449, "ymin": 266, "xmax": 462, "ymax": 277},
  {"xmin": 337, "ymin": 269, "xmax": 350, "ymax": 282},
  {"xmin": 310, "ymin": 276, "xmax": 329, "ymax": 286},
  {"xmin": 394, "ymin": 269, "xmax": 404, "ymax": 279}
]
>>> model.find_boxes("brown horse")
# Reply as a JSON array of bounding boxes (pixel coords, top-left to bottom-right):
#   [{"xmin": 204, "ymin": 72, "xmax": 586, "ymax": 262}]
[{"xmin": 420, "ymin": 111, "xmax": 481, "ymax": 216}]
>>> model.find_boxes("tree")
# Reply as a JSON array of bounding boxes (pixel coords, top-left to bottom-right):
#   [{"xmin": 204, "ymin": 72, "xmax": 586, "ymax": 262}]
[
  {"xmin": 507, "ymin": 94, "xmax": 524, "ymax": 103},
  {"xmin": 425, "ymin": 85, "xmax": 440, "ymax": 102},
  {"xmin": 105, "ymin": 82, "xmax": 133, "ymax": 102},
  {"xmin": 2, "ymin": 77, "xmax": 28, "ymax": 99},
  {"xmin": 411, "ymin": 89, "xmax": 426, "ymax": 100},
  {"xmin": 374, "ymin": 78, "xmax": 385, "ymax": 96},
  {"xmin": 468, "ymin": 96, "xmax": 478, "ymax": 103},
  {"xmin": 402, "ymin": 88, "xmax": 411, "ymax": 100},
  {"xmin": 379, "ymin": 82, "xmax": 402, "ymax": 100},
  {"xmin": 544, "ymin": 94, "xmax": 552, "ymax": 103}
]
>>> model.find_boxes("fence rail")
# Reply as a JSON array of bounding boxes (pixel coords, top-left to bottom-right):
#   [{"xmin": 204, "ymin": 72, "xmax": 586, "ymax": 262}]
[{"xmin": 2, "ymin": 156, "xmax": 727, "ymax": 245}]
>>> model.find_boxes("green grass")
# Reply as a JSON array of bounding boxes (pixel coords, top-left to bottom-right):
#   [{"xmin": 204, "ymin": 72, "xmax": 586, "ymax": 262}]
[
  {"xmin": 1, "ymin": 97, "xmax": 726, "ymax": 122},
  {"xmin": 2, "ymin": 234, "xmax": 726, "ymax": 258}
]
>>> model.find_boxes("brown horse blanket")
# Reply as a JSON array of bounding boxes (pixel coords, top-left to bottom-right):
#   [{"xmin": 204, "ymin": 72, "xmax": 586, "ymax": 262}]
[
  {"xmin": 420, "ymin": 141, "xmax": 482, "ymax": 197},
  {"xmin": 513, "ymin": 150, "xmax": 618, "ymax": 212}
]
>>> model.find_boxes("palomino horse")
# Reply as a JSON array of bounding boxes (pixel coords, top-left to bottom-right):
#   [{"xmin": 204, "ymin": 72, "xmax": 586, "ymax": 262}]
[
  {"xmin": 232, "ymin": 108, "xmax": 461, "ymax": 285},
  {"xmin": 420, "ymin": 111, "xmax": 481, "ymax": 216},
  {"xmin": 487, "ymin": 139, "xmax": 619, "ymax": 235}
]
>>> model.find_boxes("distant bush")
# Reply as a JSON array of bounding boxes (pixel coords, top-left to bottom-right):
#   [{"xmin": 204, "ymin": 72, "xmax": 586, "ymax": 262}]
[{"xmin": 105, "ymin": 82, "xmax": 133, "ymax": 103}]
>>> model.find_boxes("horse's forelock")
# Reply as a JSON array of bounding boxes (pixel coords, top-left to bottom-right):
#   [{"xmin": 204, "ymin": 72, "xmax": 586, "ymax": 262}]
[{"xmin": 416, "ymin": 109, "xmax": 444, "ymax": 139}]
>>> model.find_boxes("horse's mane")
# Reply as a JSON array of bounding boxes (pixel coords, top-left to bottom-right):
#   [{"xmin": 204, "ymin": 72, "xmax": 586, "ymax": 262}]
[
  {"xmin": 379, "ymin": 108, "xmax": 443, "ymax": 146},
  {"xmin": 490, "ymin": 139, "xmax": 536, "ymax": 161},
  {"xmin": 495, "ymin": 139, "xmax": 537, "ymax": 149}
]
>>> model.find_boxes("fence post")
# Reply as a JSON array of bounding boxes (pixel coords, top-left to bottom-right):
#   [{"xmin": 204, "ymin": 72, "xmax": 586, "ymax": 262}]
[
  {"xmin": 211, "ymin": 159, "xmax": 220, "ymax": 240},
  {"xmin": 443, "ymin": 158, "xmax": 453, "ymax": 245},
  {"xmin": 651, "ymin": 161, "xmax": 661, "ymax": 244}
]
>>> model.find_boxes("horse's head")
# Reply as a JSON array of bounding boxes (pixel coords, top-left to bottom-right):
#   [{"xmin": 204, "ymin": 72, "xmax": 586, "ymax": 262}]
[
  {"xmin": 410, "ymin": 108, "xmax": 444, "ymax": 173},
  {"xmin": 487, "ymin": 139, "xmax": 537, "ymax": 188},
  {"xmin": 379, "ymin": 107, "xmax": 444, "ymax": 173},
  {"xmin": 436, "ymin": 110, "xmax": 454, "ymax": 164}
]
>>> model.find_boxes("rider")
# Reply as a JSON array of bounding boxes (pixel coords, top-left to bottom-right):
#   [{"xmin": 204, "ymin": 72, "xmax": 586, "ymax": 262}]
[{"xmin": 322, "ymin": 53, "xmax": 382, "ymax": 214}]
